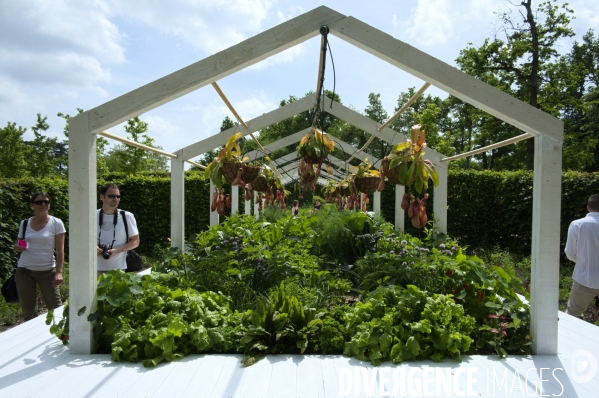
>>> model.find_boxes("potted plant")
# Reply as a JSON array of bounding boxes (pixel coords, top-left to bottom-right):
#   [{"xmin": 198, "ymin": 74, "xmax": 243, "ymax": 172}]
[
  {"xmin": 350, "ymin": 159, "xmax": 381, "ymax": 195},
  {"xmin": 297, "ymin": 127, "xmax": 335, "ymax": 164},
  {"xmin": 297, "ymin": 127, "xmax": 335, "ymax": 190},
  {"xmin": 204, "ymin": 132, "xmax": 261, "ymax": 189},
  {"xmin": 380, "ymin": 124, "xmax": 439, "ymax": 194}
]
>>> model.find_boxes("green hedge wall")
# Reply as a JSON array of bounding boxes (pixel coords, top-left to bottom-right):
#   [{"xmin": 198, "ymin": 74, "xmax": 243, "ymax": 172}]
[
  {"xmin": 2, "ymin": 170, "xmax": 598, "ymax": 281},
  {"xmin": 380, "ymin": 170, "xmax": 599, "ymax": 255}
]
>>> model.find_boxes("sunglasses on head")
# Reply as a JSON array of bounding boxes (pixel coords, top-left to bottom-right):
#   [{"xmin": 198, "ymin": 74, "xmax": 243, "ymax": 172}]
[
  {"xmin": 107, "ymin": 195, "xmax": 121, "ymax": 199},
  {"xmin": 34, "ymin": 200, "xmax": 51, "ymax": 205}
]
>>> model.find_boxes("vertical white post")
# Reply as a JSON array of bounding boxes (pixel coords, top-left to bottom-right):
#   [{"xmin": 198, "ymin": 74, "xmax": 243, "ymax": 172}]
[
  {"xmin": 373, "ymin": 191, "xmax": 381, "ymax": 214},
  {"xmin": 209, "ymin": 180, "xmax": 219, "ymax": 226},
  {"xmin": 530, "ymin": 134, "xmax": 562, "ymax": 355},
  {"xmin": 68, "ymin": 112, "xmax": 97, "ymax": 354},
  {"xmin": 395, "ymin": 185, "xmax": 404, "ymax": 232},
  {"xmin": 245, "ymin": 189, "xmax": 251, "ymax": 215},
  {"xmin": 254, "ymin": 191, "xmax": 260, "ymax": 219},
  {"xmin": 231, "ymin": 185, "xmax": 239, "ymax": 215},
  {"xmin": 433, "ymin": 163, "xmax": 448, "ymax": 234},
  {"xmin": 170, "ymin": 151, "xmax": 185, "ymax": 250}
]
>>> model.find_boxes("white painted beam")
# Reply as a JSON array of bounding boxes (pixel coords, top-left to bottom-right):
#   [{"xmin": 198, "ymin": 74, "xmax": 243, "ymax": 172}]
[
  {"xmin": 245, "ymin": 193, "xmax": 251, "ymax": 215},
  {"xmin": 373, "ymin": 191, "xmax": 381, "ymax": 214},
  {"xmin": 329, "ymin": 17, "xmax": 563, "ymax": 143},
  {"xmin": 67, "ymin": 112, "xmax": 97, "ymax": 354},
  {"xmin": 433, "ymin": 163, "xmax": 448, "ymax": 235},
  {"xmin": 170, "ymin": 151, "xmax": 185, "ymax": 250},
  {"xmin": 181, "ymin": 94, "xmax": 316, "ymax": 160},
  {"xmin": 324, "ymin": 97, "xmax": 445, "ymax": 163},
  {"xmin": 530, "ymin": 134, "xmax": 562, "ymax": 355},
  {"xmin": 231, "ymin": 185, "xmax": 239, "ymax": 215},
  {"xmin": 87, "ymin": 7, "xmax": 345, "ymax": 134},
  {"xmin": 395, "ymin": 185, "xmax": 404, "ymax": 232},
  {"xmin": 245, "ymin": 128, "xmax": 312, "ymax": 160}
]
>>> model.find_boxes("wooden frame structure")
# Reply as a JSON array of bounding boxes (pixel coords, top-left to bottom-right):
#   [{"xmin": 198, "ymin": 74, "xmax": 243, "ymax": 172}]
[{"xmin": 68, "ymin": 6, "xmax": 562, "ymax": 356}]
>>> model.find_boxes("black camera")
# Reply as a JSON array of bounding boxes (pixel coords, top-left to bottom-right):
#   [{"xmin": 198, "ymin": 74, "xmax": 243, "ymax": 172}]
[{"xmin": 98, "ymin": 243, "xmax": 112, "ymax": 260}]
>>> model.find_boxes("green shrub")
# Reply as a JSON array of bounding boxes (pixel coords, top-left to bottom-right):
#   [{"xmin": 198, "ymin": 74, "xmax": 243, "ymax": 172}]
[{"xmin": 343, "ymin": 285, "xmax": 476, "ymax": 365}]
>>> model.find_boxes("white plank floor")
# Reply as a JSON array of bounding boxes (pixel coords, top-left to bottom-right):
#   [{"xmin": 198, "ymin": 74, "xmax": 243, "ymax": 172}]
[{"xmin": 1, "ymin": 309, "xmax": 598, "ymax": 397}]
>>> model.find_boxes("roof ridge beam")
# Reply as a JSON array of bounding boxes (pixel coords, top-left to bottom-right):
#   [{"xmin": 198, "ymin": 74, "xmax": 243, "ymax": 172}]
[
  {"xmin": 329, "ymin": 16, "xmax": 563, "ymax": 142},
  {"xmin": 181, "ymin": 94, "xmax": 317, "ymax": 160},
  {"xmin": 86, "ymin": 6, "xmax": 346, "ymax": 134},
  {"xmin": 323, "ymin": 96, "xmax": 444, "ymax": 163}
]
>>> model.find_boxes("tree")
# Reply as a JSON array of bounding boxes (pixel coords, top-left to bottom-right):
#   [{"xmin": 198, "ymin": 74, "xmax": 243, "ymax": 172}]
[
  {"xmin": 456, "ymin": 0, "xmax": 575, "ymax": 169},
  {"xmin": 23, "ymin": 114, "xmax": 61, "ymax": 178},
  {"xmin": 558, "ymin": 30, "xmax": 599, "ymax": 170},
  {"xmin": 0, "ymin": 122, "xmax": 28, "ymax": 178},
  {"xmin": 364, "ymin": 93, "xmax": 390, "ymax": 162},
  {"xmin": 103, "ymin": 117, "xmax": 168, "ymax": 174}
]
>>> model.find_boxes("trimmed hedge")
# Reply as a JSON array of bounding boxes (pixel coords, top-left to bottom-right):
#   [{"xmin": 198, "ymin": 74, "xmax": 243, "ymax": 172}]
[
  {"xmin": 380, "ymin": 170, "xmax": 599, "ymax": 255},
  {"xmin": 2, "ymin": 170, "xmax": 598, "ymax": 280}
]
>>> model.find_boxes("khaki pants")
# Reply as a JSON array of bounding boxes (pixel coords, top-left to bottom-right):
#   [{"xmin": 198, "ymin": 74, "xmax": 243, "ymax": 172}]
[
  {"xmin": 566, "ymin": 280, "xmax": 599, "ymax": 318},
  {"xmin": 14, "ymin": 268, "xmax": 62, "ymax": 321}
]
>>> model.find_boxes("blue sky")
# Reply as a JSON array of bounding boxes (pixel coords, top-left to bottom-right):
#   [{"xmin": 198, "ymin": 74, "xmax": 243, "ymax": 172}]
[{"xmin": 1, "ymin": 0, "xmax": 597, "ymax": 161}]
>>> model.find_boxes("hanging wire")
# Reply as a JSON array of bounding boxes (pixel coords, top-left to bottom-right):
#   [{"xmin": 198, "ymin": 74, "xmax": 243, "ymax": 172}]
[{"xmin": 326, "ymin": 40, "xmax": 336, "ymax": 109}]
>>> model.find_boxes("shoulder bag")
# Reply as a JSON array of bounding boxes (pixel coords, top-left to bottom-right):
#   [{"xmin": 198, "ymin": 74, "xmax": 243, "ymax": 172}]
[
  {"xmin": 1, "ymin": 219, "xmax": 29, "ymax": 303},
  {"xmin": 121, "ymin": 211, "xmax": 143, "ymax": 272}
]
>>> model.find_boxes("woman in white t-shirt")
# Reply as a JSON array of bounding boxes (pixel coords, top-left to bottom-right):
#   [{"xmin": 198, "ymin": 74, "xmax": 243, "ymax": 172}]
[{"xmin": 13, "ymin": 191, "xmax": 66, "ymax": 321}]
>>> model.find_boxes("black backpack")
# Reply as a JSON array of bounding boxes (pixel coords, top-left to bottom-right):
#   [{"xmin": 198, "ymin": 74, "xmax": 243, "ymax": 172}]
[{"xmin": 121, "ymin": 211, "xmax": 143, "ymax": 273}]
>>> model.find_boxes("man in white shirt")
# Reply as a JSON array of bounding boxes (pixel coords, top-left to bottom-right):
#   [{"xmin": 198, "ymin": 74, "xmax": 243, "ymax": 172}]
[
  {"xmin": 96, "ymin": 184, "xmax": 140, "ymax": 274},
  {"xmin": 565, "ymin": 194, "xmax": 599, "ymax": 317}
]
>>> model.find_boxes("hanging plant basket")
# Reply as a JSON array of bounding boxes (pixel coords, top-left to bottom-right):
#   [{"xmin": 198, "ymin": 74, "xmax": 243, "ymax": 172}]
[
  {"xmin": 354, "ymin": 176, "xmax": 380, "ymax": 195},
  {"xmin": 241, "ymin": 164, "xmax": 261, "ymax": 185},
  {"xmin": 221, "ymin": 162, "xmax": 242, "ymax": 183},
  {"xmin": 382, "ymin": 160, "xmax": 411, "ymax": 185},
  {"xmin": 302, "ymin": 153, "xmax": 327, "ymax": 165},
  {"xmin": 222, "ymin": 162, "xmax": 261, "ymax": 185},
  {"xmin": 250, "ymin": 176, "xmax": 268, "ymax": 192},
  {"xmin": 297, "ymin": 127, "xmax": 335, "ymax": 166}
]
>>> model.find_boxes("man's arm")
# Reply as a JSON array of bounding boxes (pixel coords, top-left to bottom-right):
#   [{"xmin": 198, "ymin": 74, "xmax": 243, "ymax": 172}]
[
  {"xmin": 564, "ymin": 222, "xmax": 578, "ymax": 262},
  {"xmin": 111, "ymin": 234, "xmax": 139, "ymax": 255}
]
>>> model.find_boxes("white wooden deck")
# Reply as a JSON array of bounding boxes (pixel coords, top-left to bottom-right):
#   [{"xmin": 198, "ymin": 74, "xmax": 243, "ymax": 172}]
[{"xmin": 1, "ymin": 308, "xmax": 598, "ymax": 397}]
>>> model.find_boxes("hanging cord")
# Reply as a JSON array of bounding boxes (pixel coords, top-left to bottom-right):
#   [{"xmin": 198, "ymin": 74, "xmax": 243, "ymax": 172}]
[
  {"xmin": 311, "ymin": 26, "xmax": 329, "ymax": 128},
  {"xmin": 326, "ymin": 39, "xmax": 336, "ymax": 109}
]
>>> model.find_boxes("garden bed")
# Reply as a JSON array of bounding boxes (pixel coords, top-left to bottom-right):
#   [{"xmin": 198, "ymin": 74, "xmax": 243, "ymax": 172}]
[{"xmin": 41, "ymin": 208, "xmax": 540, "ymax": 368}]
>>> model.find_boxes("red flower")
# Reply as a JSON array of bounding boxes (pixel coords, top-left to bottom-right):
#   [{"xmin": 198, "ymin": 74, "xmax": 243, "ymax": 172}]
[
  {"xmin": 445, "ymin": 270, "xmax": 452, "ymax": 276},
  {"xmin": 488, "ymin": 314, "xmax": 499, "ymax": 319},
  {"xmin": 502, "ymin": 330, "xmax": 507, "ymax": 336},
  {"xmin": 491, "ymin": 328, "xmax": 499, "ymax": 333},
  {"xmin": 477, "ymin": 291, "xmax": 485, "ymax": 301},
  {"xmin": 463, "ymin": 283, "xmax": 469, "ymax": 289}
]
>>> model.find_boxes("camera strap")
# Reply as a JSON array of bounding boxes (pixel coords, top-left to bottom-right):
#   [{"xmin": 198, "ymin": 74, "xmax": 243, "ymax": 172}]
[{"xmin": 98, "ymin": 210, "xmax": 118, "ymax": 245}]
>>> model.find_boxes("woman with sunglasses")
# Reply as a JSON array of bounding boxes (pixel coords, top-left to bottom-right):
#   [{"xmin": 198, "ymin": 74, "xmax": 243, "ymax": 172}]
[{"xmin": 13, "ymin": 191, "xmax": 65, "ymax": 321}]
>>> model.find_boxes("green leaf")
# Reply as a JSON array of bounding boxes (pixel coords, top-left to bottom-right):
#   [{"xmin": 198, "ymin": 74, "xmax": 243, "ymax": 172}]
[
  {"xmin": 77, "ymin": 306, "xmax": 87, "ymax": 316},
  {"xmin": 406, "ymin": 336, "xmax": 421, "ymax": 357}
]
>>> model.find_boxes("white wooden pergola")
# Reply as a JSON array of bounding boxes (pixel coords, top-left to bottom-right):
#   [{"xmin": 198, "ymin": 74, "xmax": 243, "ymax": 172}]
[{"xmin": 68, "ymin": 6, "xmax": 562, "ymax": 356}]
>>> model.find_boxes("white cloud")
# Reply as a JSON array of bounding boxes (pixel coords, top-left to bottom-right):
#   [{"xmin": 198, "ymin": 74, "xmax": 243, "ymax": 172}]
[
  {"xmin": 404, "ymin": 0, "xmax": 494, "ymax": 46},
  {"xmin": 143, "ymin": 115, "xmax": 181, "ymax": 147},
  {"xmin": 392, "ymin": 14, "xmax": 398, "ymax": 27},
  {"xmin": 105, "ymin": 0, "xmax": 275, "ymax": 55},
  {"xmin": 235, "ymin": 91, "xmax": 278, "ymax": 120},
  {"xmin": 0, "ymin": 0, "xmax": 124, "ymax": 84},
  {"xmin": 246, "ymin": 43, "xmax": 307, "ymax": 71}
]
